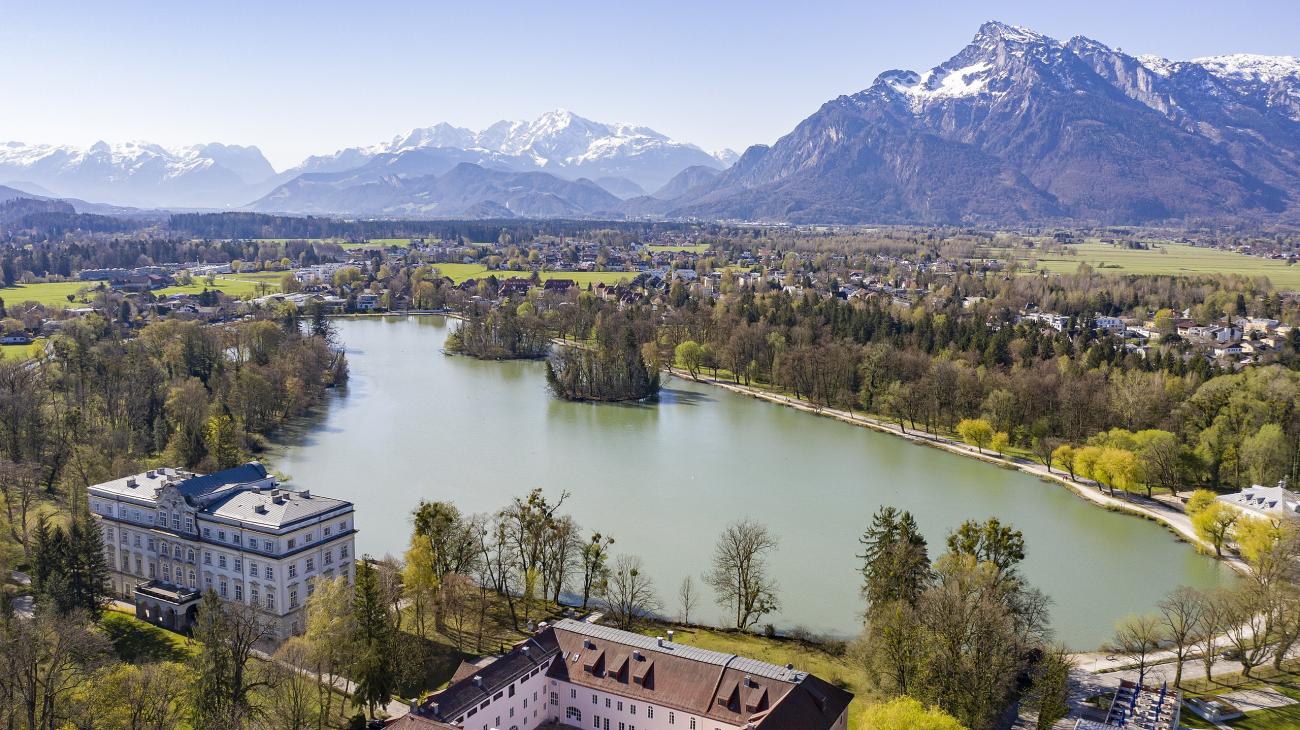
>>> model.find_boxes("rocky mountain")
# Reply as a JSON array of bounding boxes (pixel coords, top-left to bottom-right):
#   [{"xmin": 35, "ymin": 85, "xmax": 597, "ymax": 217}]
[
  {"xmin": 251, "ymin": 162, "xmax": 622, "ymax": 219},
  {"xmin": 281, "ymin": 110, "xmax": 732, "ymax": 195},
  {"xmin": 652, "ymin": 165, "xmax": 722, "ymax": 199},
  {"xmin": 0, "ymin": 140, "xmax": 280, "ymax": 209},
  {"xmin": 668, "ymin": 21, "xmax": 1300, "ymax": 224}
]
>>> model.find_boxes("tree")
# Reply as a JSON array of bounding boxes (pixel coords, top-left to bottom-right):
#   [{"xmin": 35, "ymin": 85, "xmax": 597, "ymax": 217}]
[
  {"xmin": 351, "ymin": 558, "xmax": 396, "ymax": 718},
  {"xmin": 204, "ymin": 414, "xmax": 242, "ymax": 471},
  {"xmin": 304, "ymin": 575, "xmax": 357, "ymax": 729},
  {"xmin": 1025, "ymin": 646, "xmax": 1073, "ymax": 730},
  {"xmin": 860, "ymin": 697, "xmax": 966, "ymax": 730},
  {"xmin": 1135, "ymin": 430, "xmax": 1187, "ymax": 497},
  {"xmin": 705, "ymin": 519, "xmax": 780, "ymax": 630},
  {"xmin": 1157, "ymin": 586, "xmax": 1206, "ymax": 688},
  {"xmin": 1051, "ymin": 444, "xmax": 1078, "ymax": 480},
  {"xmin": 678, "ymin": 576, "xmax": 699, "ymax": 625},
  {"xmin": 858, "ymin": 506, "xmax": 930, "ymax": 609},
  {"xmin": 990, "ymin": 431, "xmax": 1010, "ymax": 457},
  {"xmin": 1241, "ymin": 423, "xmax": 1289, "ymax": 487},
  {"xmin": 189, "ymin": 591, "xmax": 274, "ymax": 729},
  {"xmin": 945, "ymin": 518, "xmax": 1025, "ymax": 584},
  {"xmin": 1109, "ymin": 614, "xmax": 1166, "ymax": 687},
  {"xmin": 2, "ymin": 609, "xmax": 110, "ymax": 730},
  {"xmin": 1186, "ymin": 489, "xmax": 1218, "ymax": 516},
  {"xmin": 602, "ymin": 554, "xmax": 660, "ymax": 630},
  {"xmin": 1191, "ymin": 502, "xmax": 1239, "ymax": 557},
  {"xmin": 579, "ymin": 532, "xmax": 615, "ymax": 610},
  {"xmin": 267, "ymin": 637, "xmax": 320, "ymax": 730},
  {"xmin": 675, "ymin": 340, "xmax": 705, "ymax": 379},
  {"xmin": 956, "ymin": 418, "xmax": 994, "ymax": 454},
  {"xmin": 1031, "ymin": 435, "xmax": 1060, "ymax": 471},
  {"xmin": 83, "ymin": 661, "xmax": 187, "ymax": 730}
]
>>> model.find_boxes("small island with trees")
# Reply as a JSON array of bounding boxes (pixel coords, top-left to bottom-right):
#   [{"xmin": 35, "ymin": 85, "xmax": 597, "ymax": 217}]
[{"xmin": 546, "ymin": 313, "xmax": 660, "ymax": 402}]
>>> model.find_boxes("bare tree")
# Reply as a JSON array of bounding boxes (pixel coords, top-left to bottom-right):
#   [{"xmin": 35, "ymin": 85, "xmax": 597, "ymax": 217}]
[
  {"xmin": 1197, "ymin": 588, "xmax": 1230, "ymax": 683},
  {"xmin": 3, "ymin": 609, "xmax": 110, "ymax": 730},
  {"xmin": 705, "ymin": 519, "xmax": 780, "ymax": 630},
  {"xmin": 1221, "ymin": 587, "xmax": 1275, "ymax": 678},
  {"xmin": 1110, "ymin": 614, "xmax": 1166, "ymax": 687},
  {"xmin": 441, "ymin": 573, "xmax": 477, "ymax": 652},
  {"xmin": 268, "ymin": 637, "xmax": 320, "ymax": 730},
  {"xmin": 0, "ymin": 459, "xmax": 41, "ymax": 560},
  {"xmin": 602, "ymin": 555, "xmax": 661, "ymax": 630},
  {"xmin": 1157, "ymin": 586, "xmax": 1206, "ymax": 688},
  {"xmin": 678, "ymin": 576, "xmax": 699, "ymax": 625},
  {"xmin": 580, "ymin": 532, "xmax": 615, "ymax": 610}
]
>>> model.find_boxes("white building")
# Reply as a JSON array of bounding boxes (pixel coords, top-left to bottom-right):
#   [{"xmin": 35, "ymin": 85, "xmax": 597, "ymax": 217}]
[
  {"xmin": 88, "ymin": 462, "xmax": 355, "ymax": 637},
  {"xmin": 1217, "ymin": 481, "xmax": 1300, "ymax": 521},
  {"xmin": 393, "ymin": 619, "xmax": 852, "ymax": 730}
]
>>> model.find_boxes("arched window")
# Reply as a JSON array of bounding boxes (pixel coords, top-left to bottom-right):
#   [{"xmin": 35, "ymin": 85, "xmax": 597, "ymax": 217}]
[{"xmin": 566, "ymin": 707, "xmax": 582, "ymax": 722}]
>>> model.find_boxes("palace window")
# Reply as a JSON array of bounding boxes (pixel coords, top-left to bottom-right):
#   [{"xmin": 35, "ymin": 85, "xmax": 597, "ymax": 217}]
[
  {"xmin": 217, "ymin": 530, "xmax": 226, "ymax": 542},
  {"xmin": 218, "ymin": 555, "xmax": 227, "ymax": 569},
  {"xmin": 234, "ymin": 583, "xmax": 243, "ymax": 601},
  {"xmin": 324, "ymin": 550, "xmax": 333, "ymax": 565},
  {"xmin": 265, "ymin": 566, "xmax": 274, "ymax": 580},
  {"xmin": 250, "ymin": 562, "xmax": 259, "ymax": 577},
  {"xmin": 171, "ymin": 513, "xmax": 180, "ymax": 530},
  {"xmin": 288, "ymin": 564, "xmax": 297, "ymax": 579},
  {"xmin": 566, "ymin": 708, "xmax": 582, "ymax": 723},
  {"xmin": 157, "ymin": 510, "xmax": 166, "ymax": 525},
  {"xmin": 233, "ymin": 558, "xmax": 242, "ymax": 572},
  {"xmin": 288, "ymin": 587, "xmax": 298, "ymax": 609},
  {"xmin": 305, "ymin": 557, "xmax": 314, "ymax": 572},
  {"xmin": 287, "ymin": 538, "xmax": 297, "ymax": 550}
]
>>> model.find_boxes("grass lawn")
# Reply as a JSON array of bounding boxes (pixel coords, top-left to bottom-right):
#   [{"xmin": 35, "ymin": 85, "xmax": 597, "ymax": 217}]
[
  {"xmin": 0, "ymin": 281, "xmax": 101, "ymax": 308},
  {"xmin": 637, "ymin": 624, "xmax": 872, "ymax": 727},
  {"xmin": 228, "ymin": 270, "xmax": 291, "ymax": 282},
  {"xmin": 156, "ymin": 275, "xmax": 276, "ymax": 299},
  {"xmin": 101, "ymin": 607, "xmax": 196, "ymax": 662},
  {"xmin": 1174, "ymin": 664, "xmax": 1300, "ymax": 729},
  {"xmin": 989, "ymin": 242, "xmax": 1300, "ymax": 289},
  {"xmin": 648, "ymin": 244, "xmax": 709, "ymax": 254},
  {"xmin": 431, "ymin": 263, "xmax": 636, "ymax": 286},
  {"xmin": 1, "ymin": 338, "xmax": 45, "ymax": 360},
  {"xmin": 341, "ymin": 238, "xmax": 413, "ymax": 249}
]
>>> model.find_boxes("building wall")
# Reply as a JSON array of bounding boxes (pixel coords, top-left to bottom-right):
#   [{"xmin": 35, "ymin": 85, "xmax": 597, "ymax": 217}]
[
  {"xmin": 546, "ymin": 678, "xmax": 741, "ymax": 730},
  {"xmin": 90, "ymin": 489, "xmax": 356, "ymax": 638},
  {"xmin": 451, "ymin": 664, "xmax": 553, "ymax": 730}
]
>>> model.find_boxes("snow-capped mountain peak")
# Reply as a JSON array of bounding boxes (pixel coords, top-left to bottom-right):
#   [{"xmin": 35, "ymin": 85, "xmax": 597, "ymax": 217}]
[{"xmin": 1191, "ymin": 54, "xmax": 1300, "ymax": 84}]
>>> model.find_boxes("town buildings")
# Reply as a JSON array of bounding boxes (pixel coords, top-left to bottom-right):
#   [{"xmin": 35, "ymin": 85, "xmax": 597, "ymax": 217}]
[
  {"xmin": 391, "ymin": 618, "xmax": 852, "ymax": 730},
  {"xmin": 87, "ymin": 462, "xmax": 356, "ymax": 637}
]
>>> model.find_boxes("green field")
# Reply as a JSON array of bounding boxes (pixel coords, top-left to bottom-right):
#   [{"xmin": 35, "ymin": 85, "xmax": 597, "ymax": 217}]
[
  {"xmin": 648, "ymin": 243, "xmax": 710, "ymax": 253},
  {"xmin": 156, "ymin": 275, "xmax": 277, "ymax": 299},
  {"xmin": 0, "ymin": 281, "xmax": 101, "ymax": 308},
  {"xmin": 431, "ymin": 263, "xmax": 635, "ymax": 286},
  {"xmin": 997, "ymin": 242, "xmax": 1300, "ymax": 289},
  {"xmin": 1, "ymin": 338, "xmax": 45, "ymax": 360},
  {"xmin": 340, "ymin": 238, "xmax": 414, "ymax": 249}
]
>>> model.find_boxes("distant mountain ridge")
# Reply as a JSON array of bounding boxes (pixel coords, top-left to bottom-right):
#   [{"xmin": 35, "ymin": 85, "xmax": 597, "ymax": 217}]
[
  {"xmin": 0, "ymin": 140, "xmax": 280, "ymax": 209},
  {"xmin": 284, "ymin": 110, "xmax": 735, "ymax": 194},
  {"xmin": 660, "ymin": 21, "xmax": 1300, "ymax": 224}
]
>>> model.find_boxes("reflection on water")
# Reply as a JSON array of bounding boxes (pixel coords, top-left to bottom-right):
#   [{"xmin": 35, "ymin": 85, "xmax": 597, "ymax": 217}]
[{"xmin": 267, "ymin": 315, "xmax": 1234, "ymax": 648}]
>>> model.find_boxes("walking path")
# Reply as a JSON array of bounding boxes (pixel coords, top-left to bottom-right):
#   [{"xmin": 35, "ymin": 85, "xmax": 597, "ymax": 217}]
[{"xmin": 668, "ymin": 369, "xmax": 1253, "ymax": 580}]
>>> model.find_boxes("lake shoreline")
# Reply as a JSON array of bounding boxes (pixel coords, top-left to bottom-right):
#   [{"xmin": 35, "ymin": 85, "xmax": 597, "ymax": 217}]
[{"xmin": 667, "ymin": 367, "xmax": 1254, "ymax": 580}]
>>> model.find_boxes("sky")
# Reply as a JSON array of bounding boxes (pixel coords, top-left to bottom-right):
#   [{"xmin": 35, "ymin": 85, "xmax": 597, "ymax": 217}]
[{"xmin": 1, "ymin": 0, "xmax": 1298, "ymax": 171}]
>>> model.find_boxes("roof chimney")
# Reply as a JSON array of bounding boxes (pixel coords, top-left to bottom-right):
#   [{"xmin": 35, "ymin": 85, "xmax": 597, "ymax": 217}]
[
  {"xmin": 146, "ymin": 470, "xmax": 156, "ymax": 478},
  {"xmin": 472, "ymin": 675, "xmax": 483, "ymax": 687},
  {"xmin": 656, "ymin": 637, "xmax": 664, "ymax": 647},
  {"xmin": 666, "ymin": 630, "xmax": 674, "ymax": 643},
  {"xmin": 522, "ymin": 645, "xmax": 530, "ymax": 656},
  {"xmin": 300, "ymin": 490, "xmax": 310, "ymax": 498}
]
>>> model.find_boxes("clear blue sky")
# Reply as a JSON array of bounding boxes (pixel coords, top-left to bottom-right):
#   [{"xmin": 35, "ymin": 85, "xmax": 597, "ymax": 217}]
[{"xmin": 1, "ymin": 0, "xmax": 1296, "ymax": 170}]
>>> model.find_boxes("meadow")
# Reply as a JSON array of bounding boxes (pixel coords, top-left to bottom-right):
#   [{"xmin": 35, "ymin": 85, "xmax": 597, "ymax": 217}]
[
  {"xmin": 992, "ymin": 241, "xmax": 1300, "ymax": 289},
  {"xmin": 0, "ymin": 281, "xmax": 100, "ymax": 307}
]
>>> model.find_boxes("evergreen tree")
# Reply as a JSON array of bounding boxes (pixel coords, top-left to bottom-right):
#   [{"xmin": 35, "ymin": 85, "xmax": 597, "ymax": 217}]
[
  {"xmin": 351, "ymin": 558, "xmax": 396, "ymax": 717},
  {"xmin": 858, "ymin": 506, "xmax": 931, "ymax": 609}
]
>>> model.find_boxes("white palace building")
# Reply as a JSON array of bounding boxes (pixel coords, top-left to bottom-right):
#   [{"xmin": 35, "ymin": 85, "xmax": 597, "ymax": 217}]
[
  {"xmin": 87, "ymin": 462, "xmax": 355, "ymax": 637},
  {"xmin": 391, "ymin": 619, "xmax": 852, "ymax": 730}
]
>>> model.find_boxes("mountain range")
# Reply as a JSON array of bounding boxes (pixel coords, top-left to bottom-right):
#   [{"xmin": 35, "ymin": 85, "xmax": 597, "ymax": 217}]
[
  {"xmin": 662, "ymin": 22, "xmax": 1300, "ymax": 224},
  {"xmin": 0, "ymin": 111, "xmax": 735, "ymax": 211},
  {"xmin": 6, "ymin": 23, "xmax": 1300, "ymax": 224}
]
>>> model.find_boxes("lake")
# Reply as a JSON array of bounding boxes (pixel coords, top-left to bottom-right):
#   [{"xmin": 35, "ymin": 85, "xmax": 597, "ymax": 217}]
[{"xmin": 269, "ymin": 315, "xmax": 1234, "ymax": 649}]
